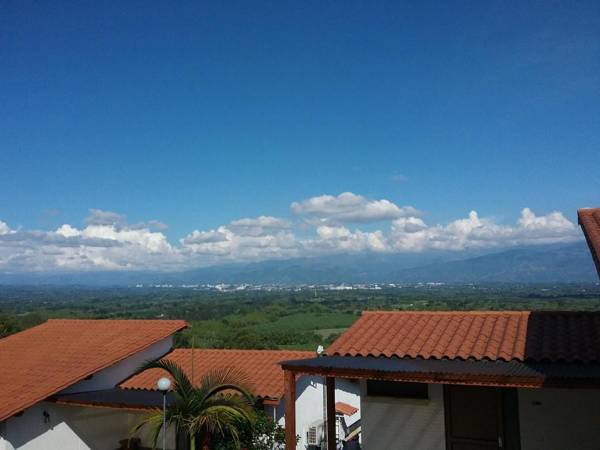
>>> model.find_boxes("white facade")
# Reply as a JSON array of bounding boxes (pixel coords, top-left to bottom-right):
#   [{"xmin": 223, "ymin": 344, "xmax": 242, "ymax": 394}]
[
  {"xmin": 358, "ymin": 381, "xmax": 600, "ymax": 450},
  {"xmin": 266, "ymin": 376, "xmax": 361, "ymax": 450},
  {"xmin": 0, "ymin": 403, "xmax": 175, "ymax": 450},
  {"xmin": 0, "ymin": 337, "xmax": 174, "ymax": 450},
  {"xmin": 0, "ymin": 341, "xmax": 360, "ymax": 450},
  {"xmin": 61, "ymin": 337, "xmax": 174, "ymax": 394}
]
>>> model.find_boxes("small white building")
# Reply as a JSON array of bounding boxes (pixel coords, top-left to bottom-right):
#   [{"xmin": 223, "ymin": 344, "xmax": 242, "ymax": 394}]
[
  {"xmin": 0, "ymin": 319, "xmax": 187, "ymax": 450},
  {"xmin": 0, "ymin": 321, "xmax": 360, "ymax": 450},
  {"xmin": 282, "ymin": 310, "xmax": 600, "ymax": 450},
  {"xmin": 121, "ymin": 348, "xmax": 361, "ymax": 450}
]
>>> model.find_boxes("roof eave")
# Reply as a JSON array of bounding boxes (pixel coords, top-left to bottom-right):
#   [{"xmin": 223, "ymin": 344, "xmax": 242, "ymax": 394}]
[{"xmin": 281, "ymin": 356, "xmax": 600, "ymax": 389}]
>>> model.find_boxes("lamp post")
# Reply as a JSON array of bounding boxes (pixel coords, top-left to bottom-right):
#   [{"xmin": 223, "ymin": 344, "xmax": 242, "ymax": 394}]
[{"xmin": 157, "ymin": 377, "xmax": 172, "ymax": 450}]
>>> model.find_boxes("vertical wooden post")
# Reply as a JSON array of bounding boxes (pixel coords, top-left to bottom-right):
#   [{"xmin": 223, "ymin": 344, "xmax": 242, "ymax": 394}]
[
  {"xmin": 326, "ymin": 377, "xmax": 336, "ymax": 450},
  {"xmin": 284, "ymin": 371, "xmax": 296, "ymax": 450}
]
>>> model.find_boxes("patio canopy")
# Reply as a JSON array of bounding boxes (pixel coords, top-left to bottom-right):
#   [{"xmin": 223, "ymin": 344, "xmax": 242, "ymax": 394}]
[{"xmin": 281, "ymin": 355, "xmax": 600, "ymax": 388}]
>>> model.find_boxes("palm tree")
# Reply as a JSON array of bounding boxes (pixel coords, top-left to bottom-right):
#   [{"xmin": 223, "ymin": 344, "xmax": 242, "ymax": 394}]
[{"xmin": 131, "ymin": 360, "xmax": 256, "ymax": 450}]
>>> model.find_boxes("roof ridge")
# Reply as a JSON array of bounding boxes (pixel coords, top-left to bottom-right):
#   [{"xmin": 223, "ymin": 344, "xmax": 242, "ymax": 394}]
[
  {"xmin": 46, "ymin": 318, "xmax": 188, "ymax": 323},
  {"xmin": 361, "ymin": 310, "xmax": 600, "ymax": 316},
  {"xmin": 361, "ymin": 310, "xmax": 531, "ymax": 315},
  {"xmin": 174, "ymin": 348, "xmax": 314, "ymax": 354}
]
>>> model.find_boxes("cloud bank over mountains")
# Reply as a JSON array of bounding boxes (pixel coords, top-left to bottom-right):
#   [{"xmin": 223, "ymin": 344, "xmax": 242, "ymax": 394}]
[{"xmin": 0, "ymin": 192, "xmax": 581, "ymax": 272}]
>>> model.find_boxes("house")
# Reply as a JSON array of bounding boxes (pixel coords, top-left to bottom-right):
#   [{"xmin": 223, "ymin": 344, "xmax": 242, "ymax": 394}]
[
  {"xmin": 281, "ymin": 310, "xmax": 600, "ymax": 450},
  {"xmin": 578, "ymin": 207, "xmax": 600, "ymax": 277},
  {"xmin": 0, "ymin": 322, "xmax": 360, "ymax": 450},
  {"xmin": 120, "ymin": 348, "xmax": 361, "ymax": 450},
  {"xmin": 0, "ymin": 319, "xmax": 187, "ymax": 450}
]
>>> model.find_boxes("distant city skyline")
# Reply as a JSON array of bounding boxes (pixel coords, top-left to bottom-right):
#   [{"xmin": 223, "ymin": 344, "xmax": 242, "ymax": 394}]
[{"xmin": 1, "ymin": 1, "xmax": 599, "ymax": 271}]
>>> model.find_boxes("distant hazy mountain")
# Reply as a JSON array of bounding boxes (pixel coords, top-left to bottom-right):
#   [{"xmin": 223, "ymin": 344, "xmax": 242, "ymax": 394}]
[
  {"xmin": 389, "ymin": 243, "xmax": 598, "ymax": 283},
  {"xmin": 0, "ymin": 242, "xmax": 597, "ymax": 285}
]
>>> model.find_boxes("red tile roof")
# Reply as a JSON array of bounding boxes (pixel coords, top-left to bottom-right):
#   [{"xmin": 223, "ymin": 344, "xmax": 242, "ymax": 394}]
[
  {"xmin": 120, "ymin": 348, "xmax": 314, "ymax": 402},
  {"xmin": 0, "ymin": 319, "xmax": 187, "ymax": 421},
  {"xmin": 327, "ymin": 311, "xmax": 600, "ymax": 363},
  {"xmin": 335, "ymin": 401, "xmax": 358, "ymax": 416},
  {"xmin": 578, "ymin": 208, "xmax": 600, "ymax": 278}
]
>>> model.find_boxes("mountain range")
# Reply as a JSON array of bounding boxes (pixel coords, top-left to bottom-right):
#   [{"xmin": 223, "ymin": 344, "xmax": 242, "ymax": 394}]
[{"xmin": 0, "ymin": 242, "xmax": 597, "ymax": 286}]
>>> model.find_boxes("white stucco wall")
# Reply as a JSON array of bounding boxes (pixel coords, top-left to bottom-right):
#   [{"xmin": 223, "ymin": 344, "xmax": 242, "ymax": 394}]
[
  {"xmin": 518, "ymin": 387, "xmax": 600, "ymax": 450},
  {"xmin": 360, "ymin": 382, "xmax": 445, "ymax": 450},
  {"xmin": 0, "ymin": 403, "xmax": 175, "ymax": 450},
  {"xmin": 61, "ymin": 336, "xmax": 173, "ymax": 394},
  {"xmin": 0, "ymin": 336, "xmax": 175, "ymax": 450},
  {"xmin": 274, "ymin": 376, "xmax": 360, "ymax": 450}
]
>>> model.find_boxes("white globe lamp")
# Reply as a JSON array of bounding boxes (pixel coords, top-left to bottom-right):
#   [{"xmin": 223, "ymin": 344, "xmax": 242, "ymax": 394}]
[{"xmin": 157, "ymin": 377, "xmax": 171, "ymax": 392}]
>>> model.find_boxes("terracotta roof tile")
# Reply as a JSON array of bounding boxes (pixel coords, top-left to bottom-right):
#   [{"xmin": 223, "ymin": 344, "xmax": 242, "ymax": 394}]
[
  {"xmin": 120, "ymin": 348, "xmax": 314, "ymax": 402},
  {"xmin": 578, "ymin": 208, "xmax": 600, "ymax": 278},
  {"xmin": 327, "ymin": 311, "xmax": 600, "ymax": 363},
  {"xmin": 0, "ymin": 319, "xmax": 187, "ymax": 421},
  {"xmin": 335, "ymin": 401, "xmax": 358, "ymax": 416}
]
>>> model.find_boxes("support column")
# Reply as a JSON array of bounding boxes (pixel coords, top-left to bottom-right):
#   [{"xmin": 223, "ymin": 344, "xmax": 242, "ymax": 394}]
[
  {"xmin": 326, "ymin": 377, "xmax": 336, "ymax": 450},
  {"xmin": 284, "ymin": 371, "xmax": 296, "ymax": 450}
]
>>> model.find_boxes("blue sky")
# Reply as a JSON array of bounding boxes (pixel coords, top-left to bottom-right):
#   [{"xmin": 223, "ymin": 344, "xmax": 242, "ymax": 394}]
[{"xmin": 0, "ymin": 1, "xmax": 599, "ymax": 271}]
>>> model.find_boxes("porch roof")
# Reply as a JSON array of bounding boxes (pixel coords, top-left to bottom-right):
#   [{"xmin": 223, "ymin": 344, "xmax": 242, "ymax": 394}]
[
  {"xmin": 281, "ymin": 355, "xmax": 600, "ymax": 388},
  {"xmin": 327, "ymin": 310, "xmax": 600, "ymax": 363},
  {"xmin": 51, "ymin": 388, "xmax": 174, "ymax": 411}
]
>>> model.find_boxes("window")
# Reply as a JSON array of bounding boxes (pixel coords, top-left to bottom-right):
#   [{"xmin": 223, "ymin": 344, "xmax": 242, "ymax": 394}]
[{"xmin": 366, "ymin": 380, "xmax": 428, "ymax": 399}]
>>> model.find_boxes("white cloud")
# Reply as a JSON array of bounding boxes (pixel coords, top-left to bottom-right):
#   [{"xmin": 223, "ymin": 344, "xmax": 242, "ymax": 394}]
[
  {"xmin": 0, "ymin": 221, "xmax": 13, "ymax": 235},
  {"xmin": 181, "ymin": 220, "xmax": 300, "ymax": 264},
  {"xmin": 228, "ymin": 216, "xmax": 291, "ymax": 237},
  {"xmin": 181, "ymin": 229, "xmax": 229, "ymax": 245},
  {"xmin": 0, "ymin": 215, "xmax": 179, "ymax": 272},
  {"xmin": 291, "ymin": 192, "xmax": 419, "ymax": 223},
  {"xmin": 310, "ymin": 225, "xmax": 387, "ymax": 253},
  {"xmin": 0, "ymin": 198, "xmax": 583, "ymax": 272},
  {"xmin": 85, "ymin": 209, "xmax": 126, "ymax": 226},
  {"xmin": 389, "ymin": 209, "xmax": 579, "ymax": 252}
]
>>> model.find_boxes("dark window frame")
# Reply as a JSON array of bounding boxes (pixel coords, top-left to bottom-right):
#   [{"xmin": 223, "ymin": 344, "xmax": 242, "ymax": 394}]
[{"xmin": 366, "ymin": 380, "xmax": 429, "ymax": 399}]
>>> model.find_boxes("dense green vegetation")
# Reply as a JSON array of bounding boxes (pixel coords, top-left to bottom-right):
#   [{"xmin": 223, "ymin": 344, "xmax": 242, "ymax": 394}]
[{"xmin": 1, "ymin": 284, "xmax": 599, "ymax": 350}]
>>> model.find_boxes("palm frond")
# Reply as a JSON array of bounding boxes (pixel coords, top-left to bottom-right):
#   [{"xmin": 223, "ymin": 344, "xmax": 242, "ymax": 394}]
[
  {"xmin": 132, "ymin": 362, "xmax": 257, "ymax": 449},
  {"xmin": 189, "ymin": 404, "xmax": 253, "ymax": 446},
  {"xmin": 200, "ymin": 382, "xmax": 255, "ymax": 405},
  {"xmin": 198, "ymin": 366, "xmax": 253, "ymax": 391},
  {"xmin": 138, "ymin": 358, "xmax": 195, "ymax": 397}
]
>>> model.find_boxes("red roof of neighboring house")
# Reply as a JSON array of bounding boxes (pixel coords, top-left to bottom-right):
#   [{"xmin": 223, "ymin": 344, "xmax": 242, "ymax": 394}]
[
  {"xmin": 578, "ymin": 208, "xmax": 600, "ymax": 277},
  {"xmin": 120, "ymin": 348, "xmax": 314, "ymax": 402},
  {"xmin": 0, "ymin": 319, "xmax": 187, "ymax": 421},
  {"xmin": 335, "ymin": 401, "xmax": 358, "ymax": 416},
  {"xmin": 327, "ymin": 311, "xmax": 600, "ymax": 363}
]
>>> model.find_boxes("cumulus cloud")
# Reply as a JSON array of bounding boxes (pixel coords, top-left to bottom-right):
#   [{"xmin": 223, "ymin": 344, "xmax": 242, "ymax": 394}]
[
  {"xmin": 291, "ymin": 192, "xmax": 420, "ymax": 223},
  {"xmin": 0, "ymin": 221, "xmax": 13, "ymax": 235},
  {"xmin": 85, "ymin": 209, "xmax": 126, "ymax": 226},
  {"xmin": 228, "ymin": 216, "xmax": 291, "ymax": 237},
  {"xmin": 182, "ymin": 229, "xmax": 229, "ymax": 245},
  {"xmin": 310, "ymin": 225, "xmax": 387, "ymax": 253},
  {"xmin": 180, "ymin": 217, "xmax": 299, "ymax": 264},
  {"xmin": 0, "ymin": 197, "xmax": 584, "ymax": 272},
  {"xmin": 0, "ymin": 213, "xmax": 178, "ymax": 272},
  {"xmin": 389, "ymin": 209, "xmax": 579, "ymax": 252}
]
